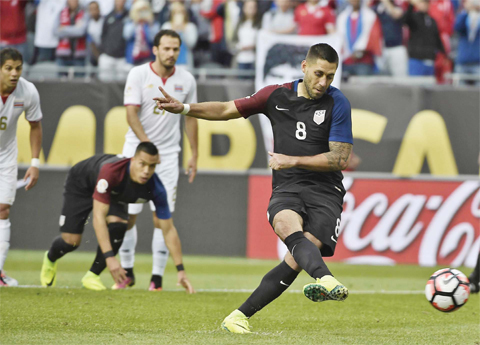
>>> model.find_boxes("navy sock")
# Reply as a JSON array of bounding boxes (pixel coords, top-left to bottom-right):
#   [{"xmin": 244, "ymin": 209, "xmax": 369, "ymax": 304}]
[
  {"xmin": 89, "ymin": 223, "xmax": 127, "ymax": 275},
  {"xmin": 48, "ymin": 236, "xmax": 78, "ymax": 262},
  {"xmin": 284, "ymin": 232, "xmax": 331, "ymax": 279},
  {"xmin": 239, "ymin": 261, "xmax": 299, "ymax": 318}
]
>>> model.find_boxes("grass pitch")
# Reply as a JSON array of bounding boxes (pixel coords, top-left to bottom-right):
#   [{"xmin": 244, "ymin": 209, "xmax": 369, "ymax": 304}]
[{"xmin": 1, "ymin": 250, "xmax": 479, "ymax": 345}]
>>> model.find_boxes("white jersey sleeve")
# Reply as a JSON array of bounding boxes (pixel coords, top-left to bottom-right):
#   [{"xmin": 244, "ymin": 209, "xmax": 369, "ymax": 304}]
[
  {"xmin": 124, "ymin": 66, "xmax": 144, "ymax": 106},
  {"xmin": 24, "ymin": 83, "xmax": 43, "ymax": 122}
]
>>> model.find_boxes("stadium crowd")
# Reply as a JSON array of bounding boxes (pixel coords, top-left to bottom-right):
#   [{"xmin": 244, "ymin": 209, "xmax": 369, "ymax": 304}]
[{"xmin": 0, "ymin": 0, "xmax": 479, "ymax": 84}]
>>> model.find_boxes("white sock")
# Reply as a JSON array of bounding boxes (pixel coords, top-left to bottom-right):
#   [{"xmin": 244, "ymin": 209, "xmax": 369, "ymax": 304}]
[
  {"xmin": 152, "ymin": 228, "xmax": 169, "ymax": 276},
  {"xmin": 0, "ymin": 219, "xmax": 11, "ymax": 272},
  {"xmin": 119, "ymin": 225, "xmax": 137, "ymax": 268}
]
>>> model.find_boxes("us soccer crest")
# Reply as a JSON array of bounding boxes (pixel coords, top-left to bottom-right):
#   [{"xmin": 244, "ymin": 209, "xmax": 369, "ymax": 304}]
[{"xmin": 313, "ymin": 110, "xmax": 326, "ymax": 125}]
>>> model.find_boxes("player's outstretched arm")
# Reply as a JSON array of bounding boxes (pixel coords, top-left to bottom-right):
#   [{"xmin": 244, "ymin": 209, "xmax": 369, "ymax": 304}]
[
  {"xmin": 156, "ymin": 217, "xmax": 196, "ymax": 294},
  {"xmin": 154, "ymin": 86, "xmax": 242, "ymax": 121},
  {"xmin": 268, "ymin": 141, "xmax": 353, "ymax": 172},
  {"xmin": 92, "ymin": 200, "xmax": 127, "ymax": 284},
  {"xmin": 24, "ymin": 121, "xmax": 42, "ymax": 191}
]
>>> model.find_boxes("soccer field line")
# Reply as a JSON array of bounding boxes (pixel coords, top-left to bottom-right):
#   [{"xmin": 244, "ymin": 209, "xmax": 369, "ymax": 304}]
[{"xmin": 13, "ymin": 285, "xmax": 425, "ymax": 294}]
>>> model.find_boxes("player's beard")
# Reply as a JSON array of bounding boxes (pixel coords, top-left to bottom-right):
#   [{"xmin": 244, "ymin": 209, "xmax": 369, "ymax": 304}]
[
  {"xmin": 160, "ymin": 56, "xmax": 177, "ymax": 70},
  {"xmin": 303, "ymin": 75, "xmax": 324, "ymax": 100}
]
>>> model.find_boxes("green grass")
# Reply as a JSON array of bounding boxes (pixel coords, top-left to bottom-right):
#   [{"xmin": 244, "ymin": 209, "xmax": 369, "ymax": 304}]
[{"xmin": 1, "ymin": 250, "xmax": 479, "ymax": 345}]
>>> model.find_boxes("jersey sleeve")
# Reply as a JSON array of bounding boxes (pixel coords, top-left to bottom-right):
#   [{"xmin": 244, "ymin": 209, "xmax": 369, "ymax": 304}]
[
  {"xmin": 124, "ymin": 67, "xmax": 143, "ymax": 106},
  {"xmin": 329, "ymin": 90, "xmax": 353, "ymax": 144},
  {"xmin": 234, "ymin": 84, "xmax": 280, "ymax": 119},
  {"xmin": 150, "ymin": 174, "xmax": 172, "ymax": 219},
  {"xmin": 25, "ymin": 83, "xmax": 43, "ymax": 122},
  {"xmin": 92, "ymin": 164, "xmax": 123, "ymax": 204}
]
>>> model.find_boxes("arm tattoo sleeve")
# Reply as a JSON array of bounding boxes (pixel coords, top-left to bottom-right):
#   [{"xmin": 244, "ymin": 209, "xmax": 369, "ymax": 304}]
[{"xmin": 325, "ymin": 141, "xmax": 353, "ymax": 171}]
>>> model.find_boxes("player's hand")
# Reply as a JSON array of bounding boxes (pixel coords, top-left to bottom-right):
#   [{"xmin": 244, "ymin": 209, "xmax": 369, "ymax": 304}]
[
  {"xmin": 177, "ymin": 271, "xmax": 196, "ymax": 294},
  {"xmin": 106, "ymin": 257, "xmax": 127, "ymax": 285},
  {"xmin": 153, "ymin": 86, "xmax": 184, "ymax": 114},
  {"xmin": 186, "ymin": 156, "xmax": 197, "ymax": 183},
  {"xmin": 24, "ymin": 166, "xmax": 39, "ymax": 191},
  {"xmin": 268, "ymin": 152, "xmax": 296, "ymax": 170}
]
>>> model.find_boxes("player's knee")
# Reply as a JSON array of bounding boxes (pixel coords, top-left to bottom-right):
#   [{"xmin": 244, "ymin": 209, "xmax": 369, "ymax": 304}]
[
  {"xmin": 0, "ymin": 205, "xmax": 10, "ymax": 220},
  {"xmin": 108, "ymin": 222, "xmax": 128, "ymax": 234},
  {"xmin": 61, "ymin": 233, "xmax": 82, "ymax": 247}
]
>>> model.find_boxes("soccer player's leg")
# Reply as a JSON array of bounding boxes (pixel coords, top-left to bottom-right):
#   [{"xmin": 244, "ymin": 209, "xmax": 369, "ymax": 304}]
[
  {"xmin": 148, "ymin": 155, "xmax": 177, "ymax": 291},
  {"xmin": 469, "ymin": 251, "xmax": 480, "ymax": 293},
  {"xmin": 114, "ymin": 205, "xmax": 142, "ymax": 289},
  {"xmin": 41, "ymin": 191, "xmax": 90, "ymax": 287},
  {"xmin": 0, "ymin": 165, "xmax": 18, "ymax": 286},
  {"xmin": 301, "ymin": 188, "xmax": 348, "ymax": 302},
  {"xmin": 85, "ymin": 212, "xmax": 128, "ymax": 291}
]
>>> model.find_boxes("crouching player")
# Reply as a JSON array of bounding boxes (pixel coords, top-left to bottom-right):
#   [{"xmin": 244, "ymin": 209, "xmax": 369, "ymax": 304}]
[{"xmin": 40, "ymin": 142, "xmax": 195, "ymax": 292}]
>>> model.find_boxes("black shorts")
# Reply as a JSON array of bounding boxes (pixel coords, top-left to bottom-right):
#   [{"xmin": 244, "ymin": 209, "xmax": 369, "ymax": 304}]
[
  {"xmin": 267, "ymin": 182, "xmax": 345, "ymax": 257},
  {"xmin": 59, "ymin": 174, "xmax": 128, "ymax": 234}
]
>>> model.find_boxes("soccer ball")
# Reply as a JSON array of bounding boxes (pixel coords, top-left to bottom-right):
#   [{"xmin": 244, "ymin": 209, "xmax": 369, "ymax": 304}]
[{"xmin": 425, "ymin": 268, "xmax": 470, "ymax": 312}]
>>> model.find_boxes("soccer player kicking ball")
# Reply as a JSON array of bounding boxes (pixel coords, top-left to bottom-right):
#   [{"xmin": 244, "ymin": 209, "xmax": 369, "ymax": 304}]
[
  {"xmin": 40, "ymin": 142, "xmax": 195, "ymax": 293},
  {"xmin": 0, "ymin": 48, "xmax": 43, "ymax": 287},
  {"xmin": 154, "ymin": 43, "xmax": 352, "ymax": 333}
]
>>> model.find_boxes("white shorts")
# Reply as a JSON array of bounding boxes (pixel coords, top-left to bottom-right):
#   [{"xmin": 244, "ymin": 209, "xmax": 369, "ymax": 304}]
[
  {"xmin": 0, "ymin": 165, "xmax": 18, "ymax": 205},
  {"xmin": 122, "ymin": 143, "xmax": 179, "ymax": 215}
]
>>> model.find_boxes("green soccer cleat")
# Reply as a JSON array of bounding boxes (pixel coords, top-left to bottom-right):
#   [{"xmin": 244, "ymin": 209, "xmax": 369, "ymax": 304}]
[
  {"xmin": 40, "ymin": 251, "xmax": 58, "ymax": 287},
  {"xmin": 303, "ymin": 275, "xmax": 349, "ymax": 302},
  {"xmin": 221, "ymin": 310, "xmax": 252, "ymax": 334},
  {"xmin": 81, "ymin": 271, "xmax": 107, "ymax": 291}
]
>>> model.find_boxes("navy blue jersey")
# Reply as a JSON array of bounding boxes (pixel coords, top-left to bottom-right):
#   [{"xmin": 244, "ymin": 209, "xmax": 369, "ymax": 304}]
[
  {"xmin": 70, "ymin": 154, "xmax": 171, "ymax": 219},
  {"xmin": 235, "ymin": 80, "xmax": 352, "ymax": 190}
]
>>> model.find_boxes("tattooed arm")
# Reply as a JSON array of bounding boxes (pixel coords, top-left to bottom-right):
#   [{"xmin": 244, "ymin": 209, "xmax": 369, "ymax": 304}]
[{"xmin": 268, "ymin": 141, "xmax": 353, "ymax": 172}]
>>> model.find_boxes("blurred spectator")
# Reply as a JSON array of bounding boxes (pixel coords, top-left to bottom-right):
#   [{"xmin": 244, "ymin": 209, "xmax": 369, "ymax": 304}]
[
  {"xmin": 32, "ymin": 0, "xmax": 67, "ymax": 64},
  {"xmin": 261, "ymin": 0, "xmax": 297, "ymax": 34},
  {"xmin": 98, "ymin": 0, "xmax": 129, "ymax": 81},
  {"xmin": 429, "ymin": 0, "xmax": 455, "ymax": 82},
  {"xmin": 87, "ymin": 1, "xmax": 104, "ymax": 67},
  {"xmin": 161, "ymin": 2, "xmax": 199, "ymax": 69},
  {"xmin": 0, "ymin": 0, "xmax": 28, "ymax": 59},
  {"xmin": 233, "ymin": 0, "xmax": 262, "ymax": 72},
  {"xmin": 55, "ymin": 0, "xmax": 89, "ymax": 76},
  {"xmin": 95, "ymin": 0, "xmax": 115, "ymax": 16},
  {"xmin": 190, "ymin": 0, "xmax": 213, "ymax": 67},
  {"xmin": 371, "ymin": 0, "xmax": 408, "ymax": 76},
  {"xmin": 123, "ymin": 0, "xmax": 160, "ymax": 66},
  {"xmin": 337, "ymin": 0, "xmax": 383, "ymax": 77},
  {"xmin": 157, "ymin": 0, "xmax": 199, "ymax": 27},
  {"xmin": 294, "ymin": 0, "xmax": 336, "ymax": 35},
  {"xmin": 454, "ymin": 0, "xmax": 480, "ymax": 85},
  {"xmin": 404, "ymin": 0, "xmax": 445, "ymax": 76}
]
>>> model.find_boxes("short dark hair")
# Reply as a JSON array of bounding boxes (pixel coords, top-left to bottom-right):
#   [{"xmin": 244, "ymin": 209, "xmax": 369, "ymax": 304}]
[
  {"xmin": 1, "ymin": 48, "xmax": 23, "ymax": 67},
  {"xmin": 306, "ymin": 43, "xmax": 339, "ymax": 66},
  {"xmin": 153, "ymin": 30, "xmax": 182, "ymax": 47},
  {"xmin": 263, "ymin": 44, "xmax": 310, "ymax": 79},
  {"xmin": 135, "ymin": 142, "xmax": 159, "ymax": 156}
]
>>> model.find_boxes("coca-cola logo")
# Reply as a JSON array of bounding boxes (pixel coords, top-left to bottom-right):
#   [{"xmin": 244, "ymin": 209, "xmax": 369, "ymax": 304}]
[{"xmin": 337, "ymin": 178, "xmax": 480, "ymax": 267}]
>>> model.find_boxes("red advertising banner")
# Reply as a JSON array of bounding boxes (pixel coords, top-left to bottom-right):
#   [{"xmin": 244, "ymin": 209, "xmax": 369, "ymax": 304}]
[{"xmin": 246, "ymin": 175, "xmax": 480, "ymax": 267}]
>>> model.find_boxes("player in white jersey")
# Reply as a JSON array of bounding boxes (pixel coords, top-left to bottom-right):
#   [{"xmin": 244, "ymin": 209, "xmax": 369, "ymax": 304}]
[
  {"xmin": 0, "ymin": 49, "xmax": 43, "ymax": 286},
  {"xmin": 115, "ymin": 30, "xmax": 198, "ymax": 291}
]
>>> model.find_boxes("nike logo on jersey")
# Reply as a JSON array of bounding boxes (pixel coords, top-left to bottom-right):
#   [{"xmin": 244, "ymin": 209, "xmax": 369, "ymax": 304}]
[
  {"xmin": 275, "ymin": 105, "xmax": 289, "ymax": 111},
  {"xmin": 113, "ymin": 239, "xmax": 122, "ymax": 243},
  {"xmin": 280, "ymin": 280, "xmax": 290, "ymax": 287},
  {"xmin": 331, "ymin": 236, "xmax": 337, "ymax": 243}
]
